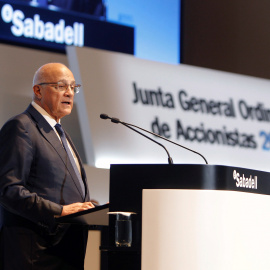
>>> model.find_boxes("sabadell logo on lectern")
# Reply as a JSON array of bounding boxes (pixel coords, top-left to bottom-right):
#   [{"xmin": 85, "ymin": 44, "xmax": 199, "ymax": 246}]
[{"xmin": 233, "ymin": 170, "xmax": 258, "ymax": 190}]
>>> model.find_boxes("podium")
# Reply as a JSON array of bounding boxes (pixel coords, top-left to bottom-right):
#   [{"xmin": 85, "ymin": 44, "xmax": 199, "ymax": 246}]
[{"xmin": 105, "ymin": 164, "xmax": 270, "ymax": 270}]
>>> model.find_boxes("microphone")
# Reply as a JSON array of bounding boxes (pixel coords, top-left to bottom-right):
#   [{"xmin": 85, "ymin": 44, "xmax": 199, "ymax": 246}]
[
  {"xmin": 100, "ymin": 113, "xmax": 208, "ymax": 165},
  {"xmin": 100, "ymin": 114, "xmax": 173, "ymax": 164}
]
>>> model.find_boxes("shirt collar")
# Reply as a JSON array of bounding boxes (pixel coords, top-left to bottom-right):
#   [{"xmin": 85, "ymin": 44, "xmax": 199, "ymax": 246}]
[{"xmin": 31, "ymin": 101, "xmax": 60, "ymax": 128}]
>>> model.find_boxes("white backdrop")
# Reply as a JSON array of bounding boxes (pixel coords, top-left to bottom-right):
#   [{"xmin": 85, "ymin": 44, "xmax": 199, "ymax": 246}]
[{"xmin": 68, "ymin": 46, "xmax": 270, "ymax": 171}]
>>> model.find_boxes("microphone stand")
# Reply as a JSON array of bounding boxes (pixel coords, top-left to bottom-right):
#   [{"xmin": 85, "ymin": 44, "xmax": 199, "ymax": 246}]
[
  {"xmin": 101, "ymin": 114, "xmax": 173, "ymax": 164},
  {"xmin": 120, "ymin": 121, "xmax": 173, "ymax": 164},
  {"xmin": 101, "ymin": 114, "xmax": 208, "ymax": 165},
  {"xmin": 124, "ymin": 121, "xmax": 208, "ymax": 165}
]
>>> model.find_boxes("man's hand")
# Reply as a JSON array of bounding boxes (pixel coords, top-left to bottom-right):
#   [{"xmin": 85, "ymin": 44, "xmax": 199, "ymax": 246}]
[{"xmin": 61, "ymin": 202, "xmax": 95, "ymax": 217}]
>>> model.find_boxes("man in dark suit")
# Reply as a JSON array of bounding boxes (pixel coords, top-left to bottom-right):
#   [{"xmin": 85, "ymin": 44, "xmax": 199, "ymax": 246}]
[{"xmin": 0, "ymin": 63, "xmax": 94, "ymax": 269}]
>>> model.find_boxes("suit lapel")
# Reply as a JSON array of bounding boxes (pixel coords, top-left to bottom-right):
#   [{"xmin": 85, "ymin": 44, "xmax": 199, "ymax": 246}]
[{"xmin": 26, "ymin": 105, "xmax": 86, "ymax": 200}]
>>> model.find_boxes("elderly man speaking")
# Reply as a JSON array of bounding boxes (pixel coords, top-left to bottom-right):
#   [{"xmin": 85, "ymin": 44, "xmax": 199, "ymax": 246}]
[{"xmin": 0, "ymin": 63, "xmax": 94, "ymax": 270}]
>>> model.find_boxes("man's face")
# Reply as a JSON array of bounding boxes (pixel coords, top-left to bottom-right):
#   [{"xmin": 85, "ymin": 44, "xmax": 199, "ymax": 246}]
[{"xmin": 34, "ymin": 64, "xmax": 75, "ymax": 122}]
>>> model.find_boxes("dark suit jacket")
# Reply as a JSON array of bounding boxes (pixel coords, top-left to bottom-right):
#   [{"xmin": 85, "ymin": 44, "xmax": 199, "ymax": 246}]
[{"xmin": 0, "ymin": 104, "xmax": 90, "ymax": 270}]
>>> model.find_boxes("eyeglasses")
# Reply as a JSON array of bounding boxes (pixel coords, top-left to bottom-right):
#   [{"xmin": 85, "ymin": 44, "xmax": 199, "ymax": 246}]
[{"xmin": 38, "ymin": 82, "xmax": 81, "ymax": 94}]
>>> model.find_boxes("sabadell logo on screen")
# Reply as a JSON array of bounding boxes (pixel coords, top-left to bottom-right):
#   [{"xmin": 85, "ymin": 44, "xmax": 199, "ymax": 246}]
[
  {"xmin": 233, "ymin": 170, "xmax": 258, "ymax": 190},
  {"xmin": 1, "ymin": 3, "xmax": 84, "ymax": 46}
]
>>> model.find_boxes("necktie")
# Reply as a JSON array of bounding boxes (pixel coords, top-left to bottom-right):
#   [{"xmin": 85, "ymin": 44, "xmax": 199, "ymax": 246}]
[{"xmin": 55, "ymin": 123, "xmax": 85, "ymax": 198}]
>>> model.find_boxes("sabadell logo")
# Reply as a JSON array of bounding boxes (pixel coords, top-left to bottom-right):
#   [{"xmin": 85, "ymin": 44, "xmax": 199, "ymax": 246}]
[
  {"xmin": 1, "ymin": 3, "xmax": 84, "ymax": 46},
  {"xmin": 233, "ymin": 170, "xmax": 258, "ymax": 189}
]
